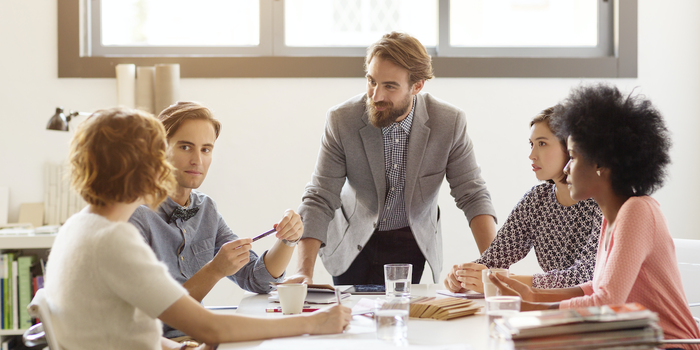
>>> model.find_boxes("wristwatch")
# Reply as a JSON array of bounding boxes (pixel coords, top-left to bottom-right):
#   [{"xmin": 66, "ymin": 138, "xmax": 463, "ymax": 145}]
[
  {"xmin": 282, "ymin": 237, "xmax": 301, "ymax": 247},
  {"xmin": 179, "ymin": 340, "xmax": 199, "ymax": 349}
]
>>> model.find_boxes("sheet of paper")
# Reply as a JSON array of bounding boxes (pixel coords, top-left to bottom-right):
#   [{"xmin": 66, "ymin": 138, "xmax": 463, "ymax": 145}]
[
  {"xmin": 351, "ymin": 297, "xmax": 379, "ymax": 316},
  {"xmin": 346, "ymin": 314, "xmax": 375, "ymax": 334},
  {"xmin": 268, "ymin": 291, "xmax": 351, "ymax": 304},
  {"xmin": 436, "ymin": 289, "xmax": 484, "ymax": 299},
  {"xmin": 256, "ymin": 338, "xmax": 474, "ymax": 350}
]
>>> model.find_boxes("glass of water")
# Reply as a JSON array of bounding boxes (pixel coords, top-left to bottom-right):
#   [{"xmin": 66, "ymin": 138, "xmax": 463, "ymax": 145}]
[
  {"xmin": 375, "ymin": 297, "xmax": 410, "ymax": 346},
  {"xmin": 485, "ymin": 296, "xmax": 521, "ymax": 337},
  {"xmin": 384, "ymin": 263, "xmax": 412, "ymax": 297}
]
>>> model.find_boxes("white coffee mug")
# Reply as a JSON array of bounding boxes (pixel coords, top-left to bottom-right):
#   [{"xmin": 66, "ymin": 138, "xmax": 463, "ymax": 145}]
[
  {"xmin": 277, "ymin": 284, "xmax": 308, "ymax": 315},
  {"xmin": 482, "ymin": 268, "xmax": 509, "ymax": 298}
]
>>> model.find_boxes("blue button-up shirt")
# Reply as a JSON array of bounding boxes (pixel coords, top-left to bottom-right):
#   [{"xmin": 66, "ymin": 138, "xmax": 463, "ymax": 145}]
[{"xmin": 129, "ymin": 190, "xmax": 282, "ymax": 337}]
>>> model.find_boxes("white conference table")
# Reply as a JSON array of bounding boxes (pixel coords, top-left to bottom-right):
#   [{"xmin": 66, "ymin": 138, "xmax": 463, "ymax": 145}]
[{"xmin": 217, "ymin": 284, "xmax": 512, "ymax": 350}]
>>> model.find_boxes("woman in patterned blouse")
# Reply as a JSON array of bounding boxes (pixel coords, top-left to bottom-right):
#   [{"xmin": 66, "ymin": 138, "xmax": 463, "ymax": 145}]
[
  {"xmin": 444, "ymin": 106, "xmax": 602, "ymax": 293},
  {"xmin": 489, "ymin": 84, "xmax": 699, "ymax": 348}
]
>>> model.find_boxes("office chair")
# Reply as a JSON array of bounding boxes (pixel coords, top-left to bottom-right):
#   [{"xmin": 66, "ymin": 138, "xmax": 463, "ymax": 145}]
[
  {"xmin": 674, "ymin": 238, "xmax": 700, "ymax": 324},
  {"xmin": 22, "ymin": 288, "xmax": 61, "ymax": 350},
  {"xmin": 657, "ymin": 238, "xmax": 700, "ymax": 346}
]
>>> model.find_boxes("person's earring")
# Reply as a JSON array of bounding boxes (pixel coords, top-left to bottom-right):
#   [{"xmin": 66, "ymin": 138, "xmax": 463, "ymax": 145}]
[{"xmin": 596, "ymin": 170, "xmax": 601, "ymax": 176}]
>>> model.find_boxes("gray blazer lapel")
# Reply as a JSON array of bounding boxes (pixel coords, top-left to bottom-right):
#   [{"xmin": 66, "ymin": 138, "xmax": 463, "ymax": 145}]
[
  {"xmin": 405, "ymin": 94, "xmax": 430, "ymax": 212},
  {"xmin": 359, "ymin": 112, "xmax": 387, "ymax": 213}
]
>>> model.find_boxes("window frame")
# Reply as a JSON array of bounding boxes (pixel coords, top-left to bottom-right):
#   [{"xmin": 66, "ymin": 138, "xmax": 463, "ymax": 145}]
[{"xmin": 58, "ymin": 0, "xmax": 637, "ymax": 78}]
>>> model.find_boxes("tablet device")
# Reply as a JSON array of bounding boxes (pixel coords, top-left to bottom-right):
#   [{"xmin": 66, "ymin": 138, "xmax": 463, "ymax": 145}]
[{"xmin": 346, "ymin": 284, "xmax": 386, "ymax": 295}]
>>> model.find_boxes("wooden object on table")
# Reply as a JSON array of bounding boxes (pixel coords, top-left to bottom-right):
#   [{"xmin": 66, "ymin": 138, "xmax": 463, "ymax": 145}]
[{"xmin": 409, "ymin": 296, "xmax": 481, "ymax": 320}]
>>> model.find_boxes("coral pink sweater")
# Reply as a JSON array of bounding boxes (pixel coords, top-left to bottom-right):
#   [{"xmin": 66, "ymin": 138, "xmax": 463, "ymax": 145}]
[{"xmin": 560, "ymin": 196, "xmax": 700, "ymax": 348}]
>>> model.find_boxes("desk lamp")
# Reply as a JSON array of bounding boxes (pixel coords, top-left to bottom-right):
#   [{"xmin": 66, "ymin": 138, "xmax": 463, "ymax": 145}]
[{"xmin": 47, "ymin": 107, "xmax": 90, "ymax": 131}]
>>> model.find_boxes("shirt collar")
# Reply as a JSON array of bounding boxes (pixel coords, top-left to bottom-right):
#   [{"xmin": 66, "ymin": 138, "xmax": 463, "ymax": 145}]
[
  {"xmin": 382, "ymin": 95, "xmax": 416, "ymax": 135},
  {"xmin": 157, "ymin": 191, "xmax": 197, "ymax": 217}
]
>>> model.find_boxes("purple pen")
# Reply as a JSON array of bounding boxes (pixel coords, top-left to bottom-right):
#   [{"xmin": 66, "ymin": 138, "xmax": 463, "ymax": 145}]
[{"xmin": 252, "ymin": 228, "xmax": 276, "ymax": 242}]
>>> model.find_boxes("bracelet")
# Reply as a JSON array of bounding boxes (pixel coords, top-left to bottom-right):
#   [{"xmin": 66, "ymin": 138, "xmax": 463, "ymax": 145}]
[{"xmin": 282, "ymin": 237, "xmax": 301, "ymax": 247}]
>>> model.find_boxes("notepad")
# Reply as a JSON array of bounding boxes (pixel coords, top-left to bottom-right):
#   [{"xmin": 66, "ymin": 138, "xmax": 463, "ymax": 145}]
[{"xmin": 268, "ymin": 290, "xmax": 351, "ymax": 304}]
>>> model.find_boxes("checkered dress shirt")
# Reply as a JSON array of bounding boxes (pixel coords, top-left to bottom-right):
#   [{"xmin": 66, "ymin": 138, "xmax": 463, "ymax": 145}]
[{"xmin": 377, "ymin": 96, "xmax": 416, "ymax": 231}]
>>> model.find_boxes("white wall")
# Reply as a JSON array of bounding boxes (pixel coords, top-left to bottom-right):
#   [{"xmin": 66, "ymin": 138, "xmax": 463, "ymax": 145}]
[{"xmin": 1, "ymin": 1, "xmax": 699, "ymax": 304}]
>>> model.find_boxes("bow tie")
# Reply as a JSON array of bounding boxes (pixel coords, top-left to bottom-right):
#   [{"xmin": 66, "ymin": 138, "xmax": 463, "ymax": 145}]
[{"xmin": 170, "ymin": 206, "xmax": 199, "ymax": 223}]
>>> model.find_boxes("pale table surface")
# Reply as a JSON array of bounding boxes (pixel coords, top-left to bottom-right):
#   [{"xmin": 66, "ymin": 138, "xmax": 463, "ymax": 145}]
[{"xmin": 216, "ymin": 284, "xmax": 512, "ymax": 350}]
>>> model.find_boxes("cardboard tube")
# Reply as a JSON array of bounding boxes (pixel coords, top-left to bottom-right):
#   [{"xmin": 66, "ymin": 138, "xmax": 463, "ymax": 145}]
[
  {"xmin": 135, "ymin": 66, "xmax": 156, "ymax": 114},
  {"xmin": 154, "ymin": 64, "xmax": 180, "ymax": 115},
  {"xmin": 115, "ymin": 64, "xmax": 136, "ymax": 108}
]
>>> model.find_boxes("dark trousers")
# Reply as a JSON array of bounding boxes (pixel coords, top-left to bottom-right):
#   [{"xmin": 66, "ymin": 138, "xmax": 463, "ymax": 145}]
[{"xmin": 332, "ymin": 226, "xmax": 426, "ymax": 285}]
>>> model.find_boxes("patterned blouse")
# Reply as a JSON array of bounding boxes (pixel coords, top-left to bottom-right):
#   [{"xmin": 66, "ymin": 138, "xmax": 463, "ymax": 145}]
[{"xmin": 475, "ymin": 182, "xmax": 602, "ymax": 288}]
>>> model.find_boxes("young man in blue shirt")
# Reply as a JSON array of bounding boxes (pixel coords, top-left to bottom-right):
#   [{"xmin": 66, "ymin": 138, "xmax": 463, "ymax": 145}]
[{"xmin": 129, "ymin": 101, "xmax": 302, "ymax": 339}]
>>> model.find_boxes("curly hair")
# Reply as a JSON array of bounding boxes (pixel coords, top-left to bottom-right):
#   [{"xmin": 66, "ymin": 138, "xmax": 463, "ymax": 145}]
[
  {"xmin": 365, "ymin": 32, "xmax": 434, "ymax": 85},
  {"xmin": 69, "ymin": 107, "xmax": 176, "ymax": 208},
  {"xmin": 551, "ymin": 84, "xmax": 671, "ymax": 197},
  {"xmin": 158, "ymin": 101, "xmax": 221, "ymax": 140}
]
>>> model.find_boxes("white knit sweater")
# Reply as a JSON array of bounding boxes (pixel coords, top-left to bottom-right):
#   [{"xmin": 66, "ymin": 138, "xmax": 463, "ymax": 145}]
[{"xmin": 45, "ymin": 209, "xmax": 187, "ymax": 350}]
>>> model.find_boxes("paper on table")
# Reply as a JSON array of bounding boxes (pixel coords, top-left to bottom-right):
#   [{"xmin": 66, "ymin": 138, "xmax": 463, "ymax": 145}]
[
  {"xmin": 256, "ymin": 338, "xmax": 474, "ymax": 350},
  {"xmin": 268, "ymin": 291, "xmax": 351, "ymax": 304},
  {"xmin": 436, "ymin": 289, "xmax": 484, "ymax": 299},
  {"xmin": 351, "ymin": 297, "xmax": 379, "ymax": 316}
]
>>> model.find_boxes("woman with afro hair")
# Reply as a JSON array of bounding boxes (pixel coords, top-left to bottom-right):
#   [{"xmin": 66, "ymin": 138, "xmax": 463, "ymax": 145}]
[{"xmin": 491, "ymin": 84, "xmax": 700, "ymax": 348}]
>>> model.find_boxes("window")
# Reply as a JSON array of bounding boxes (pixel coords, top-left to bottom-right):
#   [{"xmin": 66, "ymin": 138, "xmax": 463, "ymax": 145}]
[
  {"xmin": 279, "ymin": 0, "xmax": 437, "ymax": 56},
  {"xmin": 442, "ymin": 0, "xmax": 612, "ymax": 58},
  {"xmin": 59, "ymin": 0, "xmax": 637, "ymax": 78},
  {"xmin": 91, "ymin": 0, "xmax": 269, "ymax": 56}
]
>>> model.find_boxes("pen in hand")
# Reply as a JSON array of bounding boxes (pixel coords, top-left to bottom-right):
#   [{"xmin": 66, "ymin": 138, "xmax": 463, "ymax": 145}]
[
  {"xmin": 251, "ymin": 228, "xmax": 276, "ymax": 242},
  {"xmin": 335, "ymin": 287, "xmax": 342, "ymax": 304}
]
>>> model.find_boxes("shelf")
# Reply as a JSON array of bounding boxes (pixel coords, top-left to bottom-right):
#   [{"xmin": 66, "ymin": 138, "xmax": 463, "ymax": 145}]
[
  {"xmin": 0, "ymin": 329, "xmax": 27, "ymax": 336},
  {"xmin": 0, "ymin": 234, "xmax": 56, "ymax": 249}
]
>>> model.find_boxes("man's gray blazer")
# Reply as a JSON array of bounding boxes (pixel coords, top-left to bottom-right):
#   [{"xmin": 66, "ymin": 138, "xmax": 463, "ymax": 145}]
[{"xmin": 299, "ymin": 92, "xmax": 496, "ymax": 283}]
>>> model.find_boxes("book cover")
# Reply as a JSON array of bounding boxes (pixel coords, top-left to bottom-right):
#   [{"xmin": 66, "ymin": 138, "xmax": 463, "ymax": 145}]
[
  {"xmin": 496, "ymin": 303, "xmax": 658, "ymax": 340},
  {"xmin": 1, "ymin": 337, "xmax": 17, "ymax": 350},
  {"xmin": 11, "ymin": 259, "xmax": 18, "ymax": 329},
  {"xmin": 17, "ymin": 255, "xmax": 36, "ymax": 329},
  {"xmin": 35, "ymin": 275, "xmax": 44, "ymax": 290},
  {"xmin": 3, "ymin": 253, "xmax": 14, "ymax": 329},
  {"xmin": 509, "ymin": 324, "xmax": 663, "ymax": 350},
  {"xmin": 0, "ymin": 255, "xmax": 3, "ymax": 329},
  {"xmin": 0, "ymin": 278, "xmax": 4, "ymax": 329}
]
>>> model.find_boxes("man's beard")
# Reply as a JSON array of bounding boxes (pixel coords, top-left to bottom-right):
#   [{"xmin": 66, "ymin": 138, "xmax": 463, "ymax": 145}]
[{"xmin": 366, "ymin": 94, "xmax": 412, "ymax": 128}]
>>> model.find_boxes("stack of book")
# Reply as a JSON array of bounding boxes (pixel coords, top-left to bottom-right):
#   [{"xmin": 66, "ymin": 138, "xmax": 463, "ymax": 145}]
[
  {"xmin": 0, "ymin": 253, "xmax": 43, "ymax": 330},
  {"xmin": 409, "ymin": 296, "xmax": 481, "ymax": 320},
  {"xmin": 493, "ymin": 303, "xmax": 663, "ymax": 349}
]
